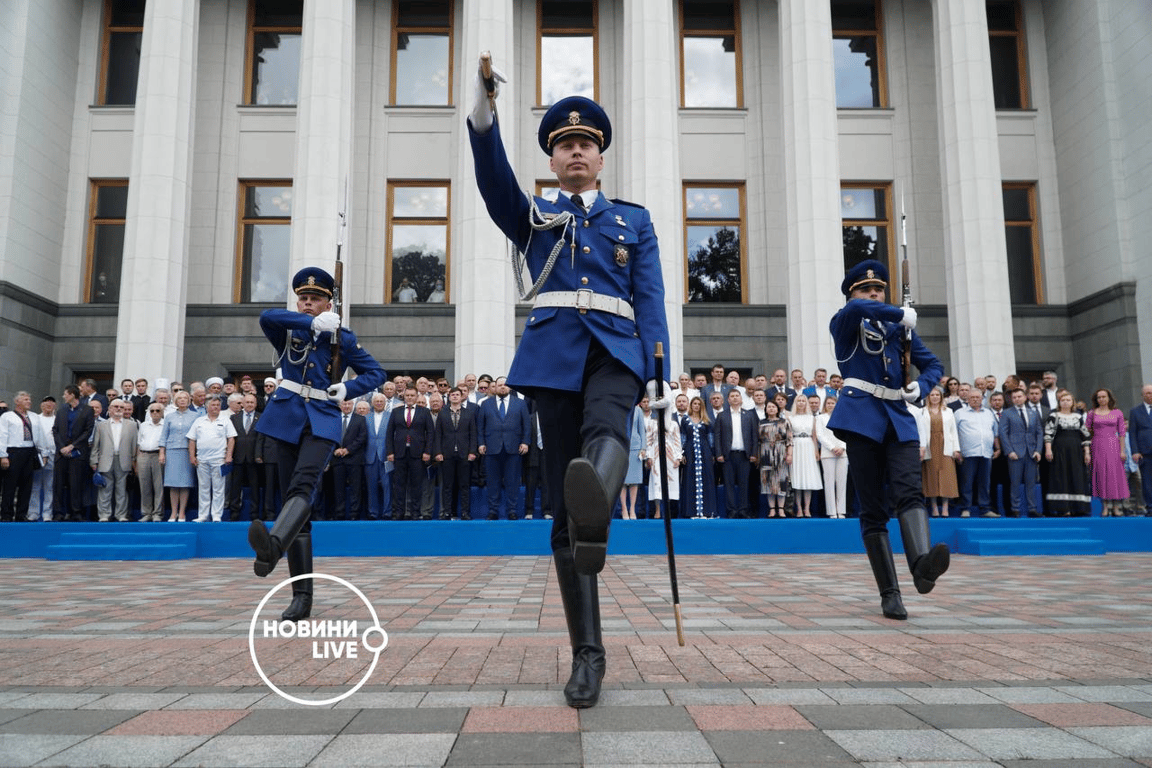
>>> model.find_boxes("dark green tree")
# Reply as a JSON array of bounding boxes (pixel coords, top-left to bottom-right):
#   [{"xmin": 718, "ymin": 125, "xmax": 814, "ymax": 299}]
[
  {"xmin": 391, "ymin": 248, "xmax": 445, "ymax": 302},
  {"xmin": 686, "ymin": 226, "xmax": 742, "ymax": 302}
]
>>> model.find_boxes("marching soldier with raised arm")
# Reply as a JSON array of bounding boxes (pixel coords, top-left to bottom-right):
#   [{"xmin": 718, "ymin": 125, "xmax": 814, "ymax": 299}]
[
  {"xmin": 248, "ymin": 267, "xmax": 387, "ymax": 621},
  {"xmin": 828, "ymin": 259, "xmax": 949, "ymax": 620},
  {"xmin": 467, "ymin": 59, "xmax": 670, "ymax": 708}
]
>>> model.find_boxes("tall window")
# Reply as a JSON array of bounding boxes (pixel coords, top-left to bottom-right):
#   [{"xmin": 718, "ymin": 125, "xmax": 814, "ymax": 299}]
[
  {"xmin": 538, "ymin": 0, "xmax": 597, "ymax": 106},
  {"xmin": 840, "ymin": 183, "xmax": 892, "ymax": 276},
  {"xmin": 392, "ymin": 0, "xmax": 453, "ymax": 105},
  {"xmin": 246, "ymin": 0, "xmax": 302, "ymax": 105},
  {"xmin": 1003, "ymin": 183, "xmax": 1041, "ymax": 304},
  {"xmin": 831, "ymin": 0, "xmax": 887, "ymax": 108},
  {"xmin": 98, "ymin": 0, "xmax": 144, "ymax": 105},
  {"xmin": 236, "ymin": 182, "xmax": 292, "ymax": 303},
  {"xmin": 987, "ymin": 0, "xmax": 1029, "ymax": 109},
  {"xmin": 387, "ymin": 183, "xmax": 450, "ymax": 304},
  {"xmin": 684, "ymin": 184, "xmax": 745, "ymax": 303},
  {"xmin": 86, "ymin": 181, "xmax": 128, "ymax": 304},
  {"xmin": 679, "ymin": 1, "xmax": 741, "ymax": 108}
]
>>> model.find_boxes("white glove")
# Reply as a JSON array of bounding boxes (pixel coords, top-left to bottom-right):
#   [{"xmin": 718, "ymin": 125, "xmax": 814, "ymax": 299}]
[
  {"xmin": 311, "ymin": 311, "xmax": 340, "ymax": 336},
  {"xmin": 645, "ymin": 379, "xmax": 675, "ymax": 410},
  {"xmin": 327, "ymin": 383, "xmax": 348, "ymax": 402},
  {"xmin": 469, "ymin": 58, "xmax": 507, "ymax": 133},
  {"xmin": 899, "ymin": 306, "xmax": 918, "ymax": 330},
  {"xmin": 902, "ymin": 382, "xmax": 921, "ymax": 404}
]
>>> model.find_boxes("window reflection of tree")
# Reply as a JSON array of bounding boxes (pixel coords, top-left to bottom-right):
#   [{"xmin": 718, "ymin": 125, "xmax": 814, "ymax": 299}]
[
  {"xmin": 842, "ymin": 226, "xmax": 879, "ymax": 271},
  {"xmin": 392, "ymin": 249, "xmax": 445, "ymax": 304},
  {"xmin": 687, "ymin": 227, "xmax": 741, "ymax": 303}
]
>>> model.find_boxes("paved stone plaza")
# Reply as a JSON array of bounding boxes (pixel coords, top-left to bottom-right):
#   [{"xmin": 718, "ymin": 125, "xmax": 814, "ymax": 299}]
[{"xmin": 2, "ymin": 553, "xmax": 1151, "ymax": 767}]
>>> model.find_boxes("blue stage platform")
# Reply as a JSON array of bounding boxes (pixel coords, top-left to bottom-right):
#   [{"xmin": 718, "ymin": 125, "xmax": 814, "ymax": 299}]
[{"xmin": 3, "ymin": 517, "xmax": 1151, "ymax": 560}]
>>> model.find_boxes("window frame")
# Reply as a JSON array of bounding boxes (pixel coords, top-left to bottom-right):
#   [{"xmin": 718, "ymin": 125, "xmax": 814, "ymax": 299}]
[
  {"xmin": 678, "ymin": 0, "xmax": 744, "ymax": 109},
  {"xmin": 390, "ymin": 0, "xmax": 455, "ymax": 106},
  {"xmin": 831, "ymin": 0, "xmax": 889, "ymax": 109},
  {"xmin": 96, "ymin": 0, "xmax": 144, "ymax": 106},
  {"xmin": 1003, "ymin": 181, "xmax": 1043, "ymax": 304},
  {"xmin": 682, "ymin": 182, "xmax": 747, "ymax": 304},
  {"xmin": 244, "ymin": 0, "xmax": 303, "ymax": 106},
  {"xmin": 535, "ymin": 0, "xmax": 599, "ymax": 107},
  {"xmin": 384, "ymin": 180, "xmax": 452, "ymax": 305},
  {"xmin": 85, "ymin": 179, "xmax": 129, "ymax": 304},
  {"xmin": 233, "ymin": 179, "xmax": 294, "ymax": 304},
  {"xmin": 986, "ymin": 0, "xmax": 1030, "ymax": 109},
  {"xmin": 840, "ymin": 182, "xmax": 895, "ymax": 296}
]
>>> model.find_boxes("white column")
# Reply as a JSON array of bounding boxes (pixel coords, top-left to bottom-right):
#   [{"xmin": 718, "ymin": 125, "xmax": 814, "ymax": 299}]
[
  {"xmin": 621, "ymin": 0, "xmax": 684, "ymax": 376},
  {"xmin": 453, "ymin": 0, "xmax": 517, "ymax": 379},
  {"xmin": 779, "ymin": 0, "xmax": 844, "ymax": 376},
  {"xmin": 289, "ymin": 0, "xmax": 355, "ymax": 310},
  {"xmin": 115, "ymin": 0, "xmax": 199, "ymax": 384},
  {"xmin": 932, "ymin": 0, "xmax": 1015, "ymax": 376}
]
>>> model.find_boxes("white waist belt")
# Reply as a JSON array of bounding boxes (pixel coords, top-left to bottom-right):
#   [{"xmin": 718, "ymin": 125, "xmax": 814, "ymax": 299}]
[
  {"xmin": 276, "ymin": 380, "xmax": 331, "ymax": 401},
  {"xmin": 843, "ymin": 377, "xmax": 903, "ymax": 401},
  {"xmin": 533, "ymin": 289, "xmax": 635, "ymax": 321}
]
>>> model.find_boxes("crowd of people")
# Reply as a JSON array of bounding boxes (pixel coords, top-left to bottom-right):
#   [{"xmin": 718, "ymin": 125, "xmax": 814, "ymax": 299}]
[{"xmin": 1, "ymin": 368, "xmax": 1149, "ymax": 525}]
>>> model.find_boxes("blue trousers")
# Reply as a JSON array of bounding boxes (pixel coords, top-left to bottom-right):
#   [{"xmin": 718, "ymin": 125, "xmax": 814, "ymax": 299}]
[
  {"xmin": 364, "ymin": 460, "xmax": 390, "ymax": 519},
  {"xmin": 485, "ymin": 452, "xmax": 521, "ymax": 518},
  {"xmin": 957, "ymin": 456, "xmax": 992, "ymax": 514},
  {"xmin": 1007, "ymin": 455, "xmax": 1039, "ymax": 515}
]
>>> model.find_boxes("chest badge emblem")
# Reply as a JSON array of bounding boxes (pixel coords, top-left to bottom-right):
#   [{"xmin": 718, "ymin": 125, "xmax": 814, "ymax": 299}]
[{"xmin": 614, "ymin": 245, "xmax": 629, "ymax": 266}]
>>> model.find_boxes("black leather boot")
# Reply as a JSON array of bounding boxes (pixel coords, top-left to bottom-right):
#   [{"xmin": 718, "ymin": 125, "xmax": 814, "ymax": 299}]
[
  {"xmin": 899, "ymin": 506, "xmax": 951, "ymax": 594},
  {"xmin": 564, "ymin": 437, "xmax": 628, "ymax": 574},
  {"xmin": 863, "ymin": 532, "xmax": 907, "ymax": 620},
  {"xmin": 281, "ymin": 532, "xmax": 313, "ymax": 622},
  {"xmin": 248, "ymin": 495, "xmax": 311, "ymax": 577},
  {"xmin": 553, "ymin": 547, "xmax": 605, "ymax": 708}
]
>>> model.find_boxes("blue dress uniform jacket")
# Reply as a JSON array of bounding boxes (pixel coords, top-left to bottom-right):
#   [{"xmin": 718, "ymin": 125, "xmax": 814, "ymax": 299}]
[
  {"xmin": 468, "ymin": 122, "xmax": 669, "ymax": 392},
  {"xmin": 256, "ymin": 309, "xmax": 387, "ymax": 445},
  {"xmin": 827, "ymin": 299, "xmax": 943, "ymax": 444}
]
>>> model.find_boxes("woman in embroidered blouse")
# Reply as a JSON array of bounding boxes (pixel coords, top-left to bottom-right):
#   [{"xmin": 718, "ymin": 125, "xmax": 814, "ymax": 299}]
[
  {"xmin": 1044, "ymin": 389, "xmax": 1092, "ymax": 517},
  {"xmin": 1087, "ymin": 388, "xmax": 1128, "ymax": 516},
  {"xmin": 759, "ymin": 400, "xmax": 792, "ymax": 518},
  {"xmin": 680, "ymin": 397, "xmax": 716, "ymax": 519},
  {"xmin": 788, "ymin": 395, "xmax": 822, "ymax": 518},
  {"xmin": 158, "ymin": 390, "xmax": 198, "ymax": 522}
]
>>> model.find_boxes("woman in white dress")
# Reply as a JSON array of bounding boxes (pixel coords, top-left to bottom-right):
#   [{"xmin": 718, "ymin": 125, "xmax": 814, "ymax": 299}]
[
  {"xmin": 814, "ymin": 397, "xmax": 848, "ymax": 518},
  {"xmin": 789, "ymin": 395, "xmax": 822, "ymax": 517},
  {"xmin": 644, "ymin": 385, "xmax": 683, "ymax": 520}
]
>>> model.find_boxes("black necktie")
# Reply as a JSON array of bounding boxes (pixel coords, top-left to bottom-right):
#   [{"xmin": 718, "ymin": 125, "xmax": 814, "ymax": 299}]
[
  {"xmin": 571, "ymin": 193, "xmax": 584, "ymax": 211},
  {"xmin": 452, "ymin": 409, "xmax": 459, "ymax": 428},
  {"xmin": 342, "ymin": 415, "xmax": 348, "ymax": 439},
  {"xmin": 1019, "ymin": 406, "xmax": 1027, "ymax": 428}
]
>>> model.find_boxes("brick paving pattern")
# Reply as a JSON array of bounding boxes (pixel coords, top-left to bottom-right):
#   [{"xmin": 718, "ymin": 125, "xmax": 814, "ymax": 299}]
[{"xmin": 1, "ymin": 553, "xmax": 1151, "ymax": 766}]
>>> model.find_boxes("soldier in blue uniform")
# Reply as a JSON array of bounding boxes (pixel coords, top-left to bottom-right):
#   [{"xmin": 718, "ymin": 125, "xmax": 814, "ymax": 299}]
[
  {"xmin": 248, "ymin": 267, "xmax": 387, "ymax": 621},
  {"xmin": 467, "ymin": 63, "xmax": 669, "ymax": 708},
  {"xmin": 828, "ymin": 259, "xmax": 949, "ymax": 620}
]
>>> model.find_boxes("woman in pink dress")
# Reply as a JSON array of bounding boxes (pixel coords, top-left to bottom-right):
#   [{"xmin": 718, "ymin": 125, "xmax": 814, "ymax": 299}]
[{"xmin": 1086, "ymin": 388, "xmax": 1128, "ymax": 516}]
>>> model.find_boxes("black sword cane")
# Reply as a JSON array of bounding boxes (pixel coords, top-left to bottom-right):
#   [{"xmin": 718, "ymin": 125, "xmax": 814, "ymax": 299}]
[{"xmin": 655, "ymin": 342, "xmax": 686, "ymax": 646}]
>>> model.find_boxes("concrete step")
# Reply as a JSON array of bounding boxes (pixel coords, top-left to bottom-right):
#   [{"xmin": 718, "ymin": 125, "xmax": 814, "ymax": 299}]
[
  {"xmin": 961, "ymin": 537, "xmax": 1107, "ymax": 556},
  {"xmin": 46, "ymin": 531, "xmax": 198, "ymax": 560},
  {"xmin": 45, "ymin": 543, "xmax": 195, "ymax": 561}
]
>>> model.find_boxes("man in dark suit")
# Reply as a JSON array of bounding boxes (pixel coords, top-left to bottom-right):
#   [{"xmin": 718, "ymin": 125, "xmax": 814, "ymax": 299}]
[
  {"xmin": 52, "ymin": 384, "xmax": 94, "ymax": 522},
  {"xmin": 476, "ymin": 378, "xmax": 530, "ymax": 520},
  {"xmin": 78, "ymin": 379, "xmax": 109, "ymax": 417},
  {"xmin": 701, "ymin": 364, "xmax": 733, "ymax": 420},
  {"xmin": 1000, "ymin": 387, "xmax": 1043, "ymax": 517},
  {"xmin": 130, "ymin": 378, "xmax": 151, "ymax": 422},
  {"xmin": 364, "ymin": 392, "xmax": 392, "ymax": 519},
  {"xmin": 254, "ymin": 426, "xmax": 280, "ymax": 522},
  {"xmin": 434, "ymin": 386, "xmax": 477, "ymax": 520},
  {"xmin": 522, "ymin": 407, "xmax": 551, "ymax": 519},
  {"xmin": 1026, "ymin": 383, "xmax": 1052, "ymax": 513},
  {"xmin": 329, "ymin": 398, "xmax": 367, "ymax": 520},
  {"xmin": 228, "ymin": 393, "xmax": 262, "ymax": 520},
  {"xmin": 386, "ymin": 388, "xmax": 434, "ymax": 521},
  {"xmin": 1129, "ymin": 383, "xmax": 1152, "ymax": 516},
  {"xmin": 767, "ymin": 368, "xmax": 797, "ymax": 411},
  {"xmin": 714, "ymin": 388, "xmax": 759, "ymax": 518}
]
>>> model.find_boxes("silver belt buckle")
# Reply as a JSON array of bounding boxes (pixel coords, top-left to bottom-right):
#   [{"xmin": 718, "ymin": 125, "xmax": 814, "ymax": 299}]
[{"xmin": 575, "ymin": 288, "xmax": 593, "ymax": 314}]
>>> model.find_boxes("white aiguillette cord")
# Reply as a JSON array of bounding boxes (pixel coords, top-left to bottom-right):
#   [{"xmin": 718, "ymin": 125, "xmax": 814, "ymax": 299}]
[{"xmin": 512, "ymin": 190, "xmax": 575, "ymax": 302}]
